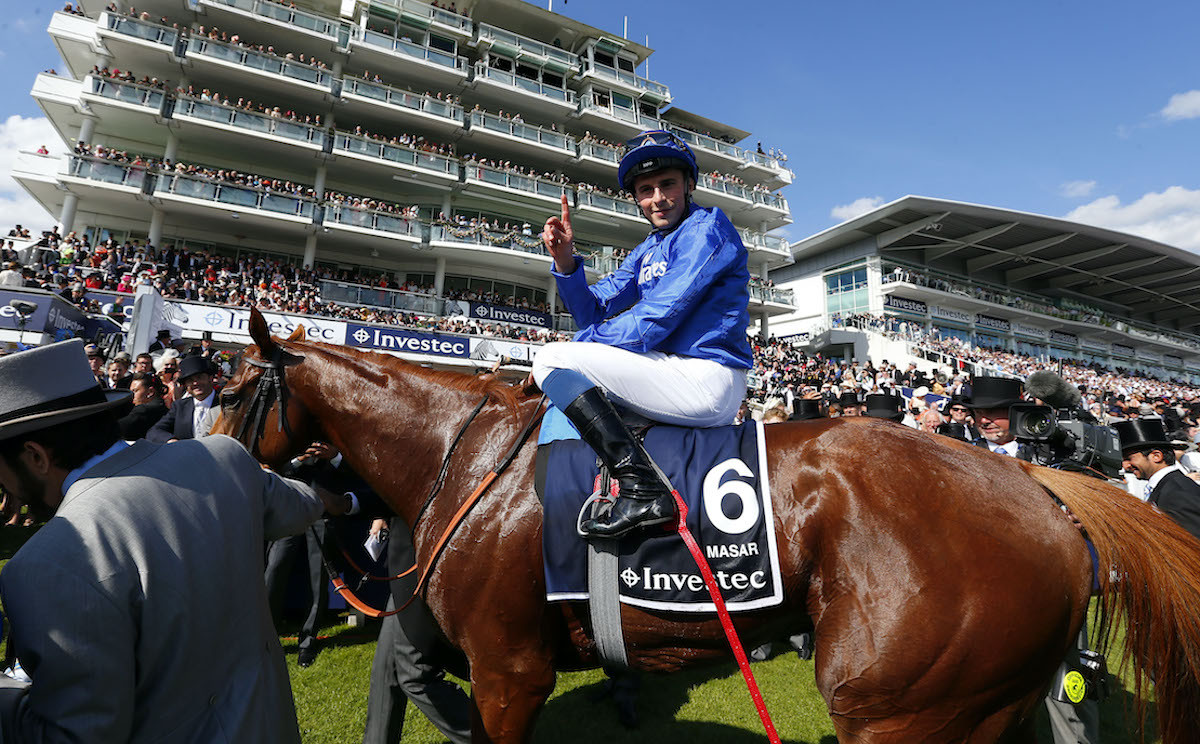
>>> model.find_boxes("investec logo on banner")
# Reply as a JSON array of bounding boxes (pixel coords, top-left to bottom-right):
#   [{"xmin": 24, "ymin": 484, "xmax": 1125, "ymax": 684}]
[
  {"xmin": 975, "ymin": 314, "xmax": 1010, "ymax": 332},
  {"xmin": 883, "ymin": 295, "xmax": 927, "ymax": 314},
  {"xmin": 1014, "ymin": 322, "xmax": 1048, "ymax": 339},
  {"xmin": 346, "ymin": 324, "xmax": 468, "ymax": 357},
  {"xmin": 1049, "ymin": 330, "xmax": 1078, "ymax": 345},
  {"xmin": 469, "ymin": 302, "xmax": 551, "ymax": 329},
  {"xmin": 168, "ymin": 302, "xmax": 345, "ymax": 343},
  {"xmin": 931, "ymin": 305, "xmax": 971, "ymax": 323}
]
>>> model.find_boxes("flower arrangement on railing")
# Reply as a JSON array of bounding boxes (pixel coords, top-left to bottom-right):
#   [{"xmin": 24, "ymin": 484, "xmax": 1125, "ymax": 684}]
[{"xmin": 434, "ymin": 217, "xmax": 545, "ymax": 251}]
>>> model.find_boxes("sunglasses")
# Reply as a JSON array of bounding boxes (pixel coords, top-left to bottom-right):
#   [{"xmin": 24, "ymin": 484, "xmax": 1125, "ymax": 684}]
[
  {"xmin": 949, "ymin": 406, "xmax": 969, "ymax": 413},
  {"xmin": 162, "ymin": 366, "xmax": 178, "ymax": 372}
]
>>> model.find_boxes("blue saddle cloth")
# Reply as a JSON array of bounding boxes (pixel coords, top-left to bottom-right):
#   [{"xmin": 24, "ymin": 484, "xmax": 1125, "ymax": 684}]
[{"xmin": 540, "ymin": 418, "xmax": 784, "ymax": 613}]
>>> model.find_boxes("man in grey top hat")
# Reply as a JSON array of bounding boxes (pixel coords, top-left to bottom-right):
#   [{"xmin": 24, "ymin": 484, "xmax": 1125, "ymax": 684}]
[{"xmin": 0, "ymin": 339, "xmax": 349, "ymax": 742}]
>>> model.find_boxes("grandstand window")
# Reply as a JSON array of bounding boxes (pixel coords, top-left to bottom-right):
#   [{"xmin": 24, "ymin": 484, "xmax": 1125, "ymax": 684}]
[{"xmin": 824, "ymin": 266, "xmax": 869, "ymax": 315}]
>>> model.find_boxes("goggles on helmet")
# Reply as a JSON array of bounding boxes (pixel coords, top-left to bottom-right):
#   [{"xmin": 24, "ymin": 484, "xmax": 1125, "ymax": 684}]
[{"xmin": 617, "ymin": 129, "xmax": 699, "ymax": 193}]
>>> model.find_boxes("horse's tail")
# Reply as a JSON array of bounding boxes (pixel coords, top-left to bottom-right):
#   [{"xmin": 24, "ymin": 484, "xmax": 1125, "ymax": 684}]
[{"xmin": 1024, "ymin": 464, "xmax": 1200, "ymax": 744}]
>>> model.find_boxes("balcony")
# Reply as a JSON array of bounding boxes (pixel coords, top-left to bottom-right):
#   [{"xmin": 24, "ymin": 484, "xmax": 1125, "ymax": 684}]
[
  {"xmin": 470, "ymin": 63, "xmax": 575, "ymax": 116},
  {"xmin": 579, "ymin": 61, "xmax": 670, "ymax": 105},
  {"xmin": 323, "ymin": 204, "xmax": 423, "ymax": 243},
  {"xmin": 429, "ymin": 223, "xmax": 550, "ymax": 259},
  {"xmin": 749, "ymin": 284, "xmax": 795, "ymax": 308},
  {"xmin": 198, "ymin": 0, "xmax": 340, "ymax": 41},
  {"xmin": 173, "ymin": 97, "xmax": 327, "ymax": 152},
  {"xmin": 98, "ymin": 12, "xmax": 180, "ymax": 53},
  {"xmin": 331, "ymin": 132, "xmax": 459, "ymax": 185},
  {"xmin": 575, "ymin": 189, "xmax": 642, "ymax": 225},
  {"xmin": 670, "ymin": 124, "xmax": 793, "ymax": 188},
  {"xmin": 462, "ymin": 163, "xmax": 567, "ymax": 206},
  {"xmin": 64, "ymin": 155, "xmax": 150, "ymax": 192},
  {"xmin": 739, "ymin": 229, "xmax": 791, "ymax": 258},
  {"xmin": 352, "ymin": 28, "xmax": 468, "ymax": 88},
  {"xmin": 48, "ymin": 10, "xmax": 103, "ymax": 78},
  {"xmin": 696, "ymin": 173, "xmax": 752, "ymax": 211},
  {"xmin": 318, "ymin": 280, "xmax": 442, "ymax": 314},
  {"xmin": 576, "ymin": 98, "xmax": 663, "ymax": 139},
  {"xmin": 184, "ymin": 37, "xmax": 336, "ymax": 97},
  {"xmin": 81, "ymin": 75, "xmax": 167, "ymax": 117},
  {"xmin": 339, "ymin": 78, "xmax": 463, "ymax": 134},
  {"xmin": 153, "ymin": 171, "xmax": 318, "ymax": 222},
  {"xmin": 369, "ymin": 0, "xmax": 473, "ymax": 38},
  {"xmin": 750, "ymin": 189, "xmax": 789, "ymax": 214},
  {"xmin": 475, "ymin": 24, "xmax": 577, "ymax": 75},
  {"xmin": 465, "ymin": 111, "xmax": 575, "ymax": 160}
]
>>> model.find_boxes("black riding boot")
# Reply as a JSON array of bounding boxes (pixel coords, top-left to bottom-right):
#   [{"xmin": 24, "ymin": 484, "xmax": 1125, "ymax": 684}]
[{"xmin": 564, "ymin": 387, "xmax": 675, "ymax": 538}]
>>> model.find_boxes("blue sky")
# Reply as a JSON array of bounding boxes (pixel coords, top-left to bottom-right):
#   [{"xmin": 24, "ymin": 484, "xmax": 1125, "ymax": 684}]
[{"xmin": 2, "ymin": 0, "xmax": 1199, "ymax": 249}]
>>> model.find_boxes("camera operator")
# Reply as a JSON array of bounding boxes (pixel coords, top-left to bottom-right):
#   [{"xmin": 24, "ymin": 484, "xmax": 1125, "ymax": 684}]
[
  {"xmin": 1115, "ymin": 419, "xmax": 1200, "ymax": 542},
  {"xmin": 965, "ymin": 375, "xmax": 1098, "ymax": 744}
]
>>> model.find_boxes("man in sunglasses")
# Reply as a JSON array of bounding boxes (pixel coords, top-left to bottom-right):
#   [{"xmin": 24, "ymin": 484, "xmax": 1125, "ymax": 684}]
[{"xmin": 536, "ymin": 130, "xmax": 752, "ymax": 537}]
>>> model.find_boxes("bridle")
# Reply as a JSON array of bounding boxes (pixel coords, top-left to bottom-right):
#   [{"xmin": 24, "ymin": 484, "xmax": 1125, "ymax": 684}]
[{"xmin": 230, "ymin": 346, "xmax": 297, "ymax": 459}]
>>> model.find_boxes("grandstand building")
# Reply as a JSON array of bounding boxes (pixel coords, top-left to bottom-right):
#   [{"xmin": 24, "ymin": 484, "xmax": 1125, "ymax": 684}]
[
  {"xmin": 11, "ymin": 0, "xmax": 795, "ymax": 358},
  {"xmin": 768, "ymin": 196, "xmax": 1200, "ymax": 385}
]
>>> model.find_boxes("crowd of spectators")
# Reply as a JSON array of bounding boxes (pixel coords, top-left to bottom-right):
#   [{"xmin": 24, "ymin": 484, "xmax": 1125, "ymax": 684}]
[{"xmin": 90, "ymin": 65, "xmax": 170, "ymax": 91}]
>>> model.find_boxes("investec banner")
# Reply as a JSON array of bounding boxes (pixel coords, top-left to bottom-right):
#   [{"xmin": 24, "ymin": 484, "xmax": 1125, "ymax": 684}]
[
  {"xmin": 446, "ymin": 300, "xmax": 551, "ymax": 329},
  {"xmin": 883, "ymin": 295, "xmax": 927, "ymax": 315},
  {"xmin": 468, "ymin": 337, "xmax": 537, "ymax": 362},
  {"xmin": 0, "ymin": 288, "xmax": 87, "ymax": 341},
  {"xmin": 165, "ymin": 301, "xmax": 347, "ymax": 344},
  {"xmin": 345, "ymin": 324, "xmax": 469, "ymax": 358},
  {"xmin": 1013, "ymin": 322, "xmax": 1048, "ymax": 339},
  {"xmin": 975, "ymin": 314, "xmax": 1010, "ymax": 332},
  {"xmin": 930, "ymin": 304, "xmax": 971, "ymax": 324},
  {"xmin": 1049, "ymin": 330, "xmax": 1078, "ymax": 346}
]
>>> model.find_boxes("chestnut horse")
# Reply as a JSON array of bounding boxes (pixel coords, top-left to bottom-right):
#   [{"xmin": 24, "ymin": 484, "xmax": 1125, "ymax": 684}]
[{"xmin": 213, "ymin": 310, "xmax": 1200, "ymax": 743}]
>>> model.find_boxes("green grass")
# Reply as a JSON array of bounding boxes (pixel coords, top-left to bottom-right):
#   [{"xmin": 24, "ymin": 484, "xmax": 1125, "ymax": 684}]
[{"xmin": 0, "ymin": 526, "xmax": 1163, "ymax": 742}]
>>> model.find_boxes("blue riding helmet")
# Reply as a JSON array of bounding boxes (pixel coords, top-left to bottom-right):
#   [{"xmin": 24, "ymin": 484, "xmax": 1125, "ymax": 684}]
[{"xmin": 617, "ymin": 130, "xmax": 699, "ymax": 193}]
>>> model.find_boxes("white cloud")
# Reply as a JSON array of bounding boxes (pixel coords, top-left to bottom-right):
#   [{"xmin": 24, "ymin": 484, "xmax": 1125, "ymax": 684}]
[
  {"xmin": 830, "ymin": 196, "xmax": 885, "ymax": 222},
  {"xmin": 1162, "ymin": 90, "xmax": 1200, "ymax": 121},
  {"xmin": 1059, "ymin": 179, "xmax": 1097, "ymax": 198},
  {"xmin": 0, "ymin": 115, "xmax": 61, "ymax": 233},
  {"xmin": 1064, "ymin": 186, "xmax": 1200, "ymax": 252}
]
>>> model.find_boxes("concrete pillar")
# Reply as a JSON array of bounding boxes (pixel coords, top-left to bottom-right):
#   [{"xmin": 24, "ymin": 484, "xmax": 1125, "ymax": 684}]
[
  {"xmin": 332, "ymin": 60, "xmax": 343, "ymax": 77},
  {"xmin": 78, "ymin": 117, "xmax": 96, "ymax": 144},
  {"xmin": 760, "ymin": 260, "xmax": 769, "ymax": 280},
  {"xmin": 163, "ymin": 132, "xmax": 179, "ymax": 164},
  {"xmin": 759, "ymin": 310, "xmax": 770, "ymax": 340},
  {"xmin": 546, "ymin": 275, "xmax": 557, "ymax": 314},
  {"xmin": 441, "ymin": 193, "xmax": 453, "ymax": 220},
  {"xmin": 303, "ymin": 234, "xmax": 318, "ymax": 269},
  {"xmin": 60, "ymin": 193, "xmax": 80, "ymax": 234},
  {"xmin": 434, "ymin": 256, "xmax": 446, "ymax": 297},
  {"xmin": 313, "ymin": 164, "xmax": 328, "ymax": 199},
  {"xmin": 148, "ymin": 208, "xmax": 165, "ymax": 248}
]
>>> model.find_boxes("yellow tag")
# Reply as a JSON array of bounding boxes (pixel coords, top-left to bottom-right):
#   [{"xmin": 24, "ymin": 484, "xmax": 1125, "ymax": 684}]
[{"xmin": 1063, "ymin": 671, "xmax": 1087, "ymax": 704}]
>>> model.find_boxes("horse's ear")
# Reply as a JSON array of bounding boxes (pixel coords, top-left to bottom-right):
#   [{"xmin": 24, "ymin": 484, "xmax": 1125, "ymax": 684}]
[
  {"xmin": 248, "ymin": 307, "xmax": 278, "ymax": 356},
  {"xmin": 287, "ymin": 324, "xmax": 305, "ymax": 342}
]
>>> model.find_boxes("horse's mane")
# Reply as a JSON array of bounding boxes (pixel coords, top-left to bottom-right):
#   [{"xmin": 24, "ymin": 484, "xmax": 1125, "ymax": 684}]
[{"xmin": 280, "ymin": 338, "xmax": 527, "ymax": 416}]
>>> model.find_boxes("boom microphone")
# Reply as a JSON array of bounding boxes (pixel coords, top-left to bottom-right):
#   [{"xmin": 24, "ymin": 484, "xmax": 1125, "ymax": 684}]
[{"xmin": 1025, "ymin": 370, "xmax": 1082, "ymax": 410}]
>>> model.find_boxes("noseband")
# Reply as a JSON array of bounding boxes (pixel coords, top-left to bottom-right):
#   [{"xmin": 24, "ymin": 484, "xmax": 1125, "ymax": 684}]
[{"xmin": 235, "ymin": 347, "xmax": 296, "ymax": 458}]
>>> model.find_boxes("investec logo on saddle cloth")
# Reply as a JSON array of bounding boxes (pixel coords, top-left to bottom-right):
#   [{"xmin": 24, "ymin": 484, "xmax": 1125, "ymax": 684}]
[{"xmin": 542, "ymin": 420, "xmax": 783, "ymax": 612}]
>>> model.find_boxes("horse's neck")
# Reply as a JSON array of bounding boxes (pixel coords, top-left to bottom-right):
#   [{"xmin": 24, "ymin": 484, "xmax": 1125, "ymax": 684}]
[{"xmin": 292, "ymin": 351, "xmax": 491, "ymax": 526}]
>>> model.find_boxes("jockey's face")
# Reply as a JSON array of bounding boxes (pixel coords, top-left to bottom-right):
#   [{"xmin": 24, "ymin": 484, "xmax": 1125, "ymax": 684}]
[{"xmin": 632, "ymin": 168, "xmax": 691, "ymax": 231}]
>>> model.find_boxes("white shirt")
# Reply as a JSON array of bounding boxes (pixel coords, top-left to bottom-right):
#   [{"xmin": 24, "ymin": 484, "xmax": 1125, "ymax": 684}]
[
  {"xmin": 0, "ymin": 269, "xmax": 22, "ymax": 288},
  {"xmin": 191, "ymin": 390, "xmax": 216, "ymax": 438},
  {"xmin": 989, "ymin": 440, "xmax": 1021, "ymax": 458},
  {"xmin": 1147, "ymin": 464, "xmax": 1183, "ymax": 495}
]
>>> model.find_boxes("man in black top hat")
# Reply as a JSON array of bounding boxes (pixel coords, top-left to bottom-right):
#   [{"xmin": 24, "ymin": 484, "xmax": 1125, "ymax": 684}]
[
  {"xmin": 147, "ymin": 329, "xmax": 173, "ymax": 354},
  {"xmin": 1115, "ymin": 418, "xmax": 1200, "ymax": 542},
  {"xmin": 838, "ymin": 390, "xmax": 861, "ymax": 417},
  {"xmin": 147, "ymin": 356, "xmax": 217, "ymax": 442},
  {"xmin": 941, "ymin": 394, "xmax": 981, "ymax": 441},
  {"xmin": 790, "ymin": 398, "xmax": 824, "ymax": 421},
  {"xmin": 966, "ymin": 377, "xmax": 1032, "ymax": 460},
  {"xmin": 863, "ymin": 393, "xmax": 904, "ymax": 422}
]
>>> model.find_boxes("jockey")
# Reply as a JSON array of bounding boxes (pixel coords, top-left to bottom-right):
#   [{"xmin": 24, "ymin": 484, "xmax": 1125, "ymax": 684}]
[{"xmin": 535, "ymin": 130, "xmax": 753, "ymax": 538}]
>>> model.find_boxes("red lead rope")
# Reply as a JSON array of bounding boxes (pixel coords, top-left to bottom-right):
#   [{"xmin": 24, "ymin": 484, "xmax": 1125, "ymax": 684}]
[{"xmin": 672, "ymin": 490, "xmax": 782, "ymax": 744}]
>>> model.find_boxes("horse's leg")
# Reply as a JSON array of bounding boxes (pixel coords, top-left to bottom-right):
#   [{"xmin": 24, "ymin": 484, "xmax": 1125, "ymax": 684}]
[{"xmin": 468, "ymin": 659, "xmax": 555, "ymax": 743}]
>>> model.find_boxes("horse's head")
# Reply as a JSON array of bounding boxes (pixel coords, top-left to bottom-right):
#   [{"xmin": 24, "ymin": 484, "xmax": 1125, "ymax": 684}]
[{"xmin": 211, "ymin": 307, "xmax": 320, "ymax": 469}]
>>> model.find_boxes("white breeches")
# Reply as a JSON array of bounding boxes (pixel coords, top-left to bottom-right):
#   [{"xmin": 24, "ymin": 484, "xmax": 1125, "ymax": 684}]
[{"xmin": 532, "ymin": 342, "xmax": 747, "ymax": 427}]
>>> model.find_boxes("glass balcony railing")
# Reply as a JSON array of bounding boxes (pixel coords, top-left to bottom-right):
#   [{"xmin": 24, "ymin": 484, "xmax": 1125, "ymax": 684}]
[
  {"xmin": 370, "ymin": 0, "xmax": 473, "ymax": 33},
  {"xmin": 697, "ymin": 174, "xmax": 750, "ymax": 202},
  {"xmin": 324, "ymin": 204, "xmax": 423, "ymax": 238},
  {"xmin": 476, "ymin": 24, "xmax": 577, "ymax": 68},
  {"xmin": 579, "ymin": 100, "xmax": 662, "ymax": 130},
  {"xmin": 577, "ymin": 140, "xmax": 621, "ymax": 164},
  {"xmin": 66, "ymin": 155, "xmax": 149, "ymax": 189},
  {"xmin": 584, "ymin": 62, "xmax": 670, "ymax": 100},
  {"xmin": 463, "ymin": 164, "xmax": 567, "ymax": 201},
  {"xmin": 175, "ymin": 97, "xmax": 326, "ymax": 146},
  {"xmin": 101, "ymin": 12, "xmax": 179, "ymax": 48},
  {"xmin": 358, "ymin": 29, "xmax": 467, "ymax": 71},
  {"xmin": 84, "ymin": 76, "xmax": 166, "ymax": 112},
  {"xmin": 185, "ymin": 37, "xmax": 335, "ymax": 89},
  {"xmin": 469, "ymin": 111, "xmax": 574, "ymax": 152},
  {"xmin": 750, "ymin": 285, "xmax": 795, "ymax": 306},
  {"xmin": 341, "ymin": 78, "xmax": 463, "ymax": 123},
  {"xmin": 576, "ymin": 189, "xmax": 640, "ymax": 219},
  {"xmin": 473, "ymin": 64, "xmax": 575, "ymax": 103},
  {"xmin": 156, "ymin": 172, "xmax": 317, "ymax": 219},
  {"xmin": 670, "ymin": 126, "xmax": 742, "ymax": 160},
  {"xmin": 318, "ymin": 280, "xmax": 443, "ymax": 314},
  {"xmin": 429, "ymin": 223, "xmax": 549, "ymax": 257},
  {"xmin": 739, "ymin": 229, "xmax": 790, "ymax": 255},
  {"xmin": 202, "ymin": 0, "xmax": 338, "ymax": 38},
  {"xmin": 751, "ymin": 190, "xmax": 789, "ymax": 211},
  {"xmin": 333, "ymin": 132, "xmax": 458, "ymax": 177}
]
